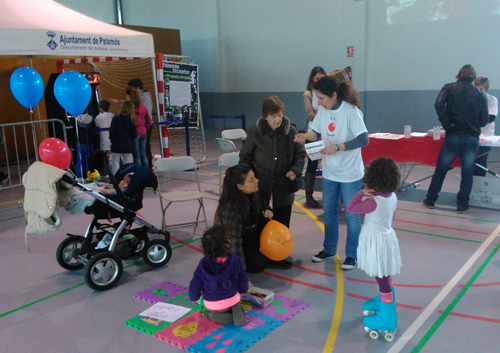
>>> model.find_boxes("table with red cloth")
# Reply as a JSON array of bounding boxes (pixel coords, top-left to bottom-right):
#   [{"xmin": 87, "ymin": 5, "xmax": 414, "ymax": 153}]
[
  {"xmin": 361, "ymin": 135, "xmax": 460, "ymax": 167},
  {"xmin": 361, "ymin": 135, "xmax": 460, "ymax": 190}
]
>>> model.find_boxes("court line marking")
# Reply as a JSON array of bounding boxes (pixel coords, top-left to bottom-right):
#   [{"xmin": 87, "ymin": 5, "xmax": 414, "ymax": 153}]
[
  {"xmin": 387, "ymin": 223, "xmax": 500, "ymax": 353},
  {"xmin": 293, "ymin": 201, "xmax": 344, "ymax": 353}
]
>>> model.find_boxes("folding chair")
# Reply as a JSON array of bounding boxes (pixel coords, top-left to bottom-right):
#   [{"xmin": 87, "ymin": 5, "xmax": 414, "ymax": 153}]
[
  {"xmin": 218, "ymin": 152, "xmax": 240, "ymax": 194},
  {"xmin": 220, "ymin": 128, "xmax": 247, "ymax": 152},
  {"xmin": 216, "ymin": 138, "xmax": 238, "ymax": 153},
  {"xmin": 154, "ymin": 156, "xmax": 207, "ymax": 230}
]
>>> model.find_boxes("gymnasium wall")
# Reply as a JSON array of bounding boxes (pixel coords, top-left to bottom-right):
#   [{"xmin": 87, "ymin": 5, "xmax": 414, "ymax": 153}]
[{"xmin": 56, "ymin": 0, "xmax": 500, "ymax": 134}]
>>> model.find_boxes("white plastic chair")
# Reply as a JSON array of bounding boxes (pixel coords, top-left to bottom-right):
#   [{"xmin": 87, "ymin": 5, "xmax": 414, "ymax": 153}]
[
  {"xmin": 154, "ymin": 156, "xmax": 207, "ymax": 230},
  {"xmin": 218, "ymin": 129, "xmax": 247, "ymax": 152},
  {"xmin": 221, "ymin": 128, "xmax": 247, "ymax": 141},
  {"xmin": 218, "ymin": 152, "xmax": 240, "ymax": 194},
  {"xmin": 216, "ymin": 138, "xmax": 238, "ymax": 153}
]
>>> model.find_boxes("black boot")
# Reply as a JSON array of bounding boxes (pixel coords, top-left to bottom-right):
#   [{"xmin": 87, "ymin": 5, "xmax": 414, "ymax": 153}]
[{"xmin": 305, "ymin": 172, "xmax": 320, "ymax": 208}]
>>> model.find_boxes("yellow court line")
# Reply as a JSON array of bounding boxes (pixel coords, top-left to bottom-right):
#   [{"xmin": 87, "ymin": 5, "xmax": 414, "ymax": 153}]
[
  {"xmin": 293, "ymin": 201, "xmax": 344, "ymax": 352},
  {"xmin": 0, "ymin": 199, "xmax": 24, "ymax": 206}
]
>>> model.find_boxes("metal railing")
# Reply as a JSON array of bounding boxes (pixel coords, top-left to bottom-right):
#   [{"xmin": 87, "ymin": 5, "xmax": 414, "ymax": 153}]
[{"xmin": 0, "ymin": 119, "xmax": 68, "ymax": 189}]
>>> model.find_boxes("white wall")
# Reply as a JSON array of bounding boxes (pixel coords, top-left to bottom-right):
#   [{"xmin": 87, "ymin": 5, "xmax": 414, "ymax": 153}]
[
  {"xmin": 215, "ymin": 0, "xmax": 366, "ymax": 93},
  {"xmin": 366, "ymin": 2, "xmax": 500, "ymax": 91}
]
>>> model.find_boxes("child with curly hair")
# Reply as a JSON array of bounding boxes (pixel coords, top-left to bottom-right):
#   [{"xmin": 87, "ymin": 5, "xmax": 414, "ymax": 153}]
[
  {"xmin": 346, "ymin": 157, "xmax": 401, "ymax": 337},
  {"xmin": 189, "ymin": 225, "xmax": 248, "ymax": 327}
]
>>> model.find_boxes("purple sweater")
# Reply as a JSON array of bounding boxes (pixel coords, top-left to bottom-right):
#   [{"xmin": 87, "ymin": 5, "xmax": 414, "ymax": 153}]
[
  {"xmin": 347, "ymin": 190, "xmax": 394, "ymax": 215},
  {"xmin": 189, "ymin": 254, "xmax": 249, "ymax": 302}
]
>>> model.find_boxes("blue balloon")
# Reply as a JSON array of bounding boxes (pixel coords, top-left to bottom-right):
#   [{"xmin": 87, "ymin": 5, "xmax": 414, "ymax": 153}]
[
  {"xmin": 9, "ymin": 67, "xmax": 45, "ymax": 109},
  {"xmin": 53, "ymin": 71, "xmax": 92, "ymax": 116}
]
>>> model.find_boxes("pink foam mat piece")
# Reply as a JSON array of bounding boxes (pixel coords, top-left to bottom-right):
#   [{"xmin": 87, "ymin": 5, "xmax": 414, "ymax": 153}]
[
  {"xmin": 134, "ymin": 281, "xmax": 186, "ymax": 303},
  {"xmin": 187, "ymin": 312, "xmax": 283, "ymax": 353},
  {"xmin": 154, "ymin": 311, "xmax": 222, "ymax": 349}
]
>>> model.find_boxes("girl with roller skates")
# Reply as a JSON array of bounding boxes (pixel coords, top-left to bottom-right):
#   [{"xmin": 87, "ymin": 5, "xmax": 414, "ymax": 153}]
[{"xmin": 346, "ymin": 157, "xmax": 402, "ymax": 341}]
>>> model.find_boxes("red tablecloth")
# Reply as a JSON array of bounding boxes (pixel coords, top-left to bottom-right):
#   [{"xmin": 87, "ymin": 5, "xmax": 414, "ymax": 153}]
[{"xmin": 362, "ymin": 136, "xmax": 461, "ymax": 167}]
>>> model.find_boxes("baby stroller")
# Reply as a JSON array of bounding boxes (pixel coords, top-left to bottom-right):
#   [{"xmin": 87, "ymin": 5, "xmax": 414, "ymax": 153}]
[{"xmin": 56, "ymin": 152, "xmax": 172, "ymax": 291}]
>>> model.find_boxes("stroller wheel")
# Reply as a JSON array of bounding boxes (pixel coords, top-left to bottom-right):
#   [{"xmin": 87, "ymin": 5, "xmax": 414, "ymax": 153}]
[
  {"xmin": 143, "ymin": 239, "xmax": 172, "ymax": 268},
  {"xmin": 135, "ymin": 236, "xmax": 149, "ymax": 254},
  {"xmin": 56, "ymin": 236, "xmax": 86, "ymax": 270},
  {"xmin": 85, "ymin": 252, "xmax": 123, "ymax": 291}
]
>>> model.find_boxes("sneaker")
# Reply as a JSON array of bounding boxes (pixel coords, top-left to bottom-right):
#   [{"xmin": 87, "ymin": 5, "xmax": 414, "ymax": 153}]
[
  {"xmin": 422, "ymin": 199, "xmax": 435, "ymax": 209},
  {"xmin": 456, "ymin": 205, "xmax": 469, "ymax": 214},
  {"xmin": 341, "ymin": 257, "xmax": 357, "ymax": 270},
  {"xmin": 312, "ymin": 251, "xmax": 335, "ymax": 263},
  {"xmin": 232, "ymin": 303, "xmax": 245, "ymax": 327}
]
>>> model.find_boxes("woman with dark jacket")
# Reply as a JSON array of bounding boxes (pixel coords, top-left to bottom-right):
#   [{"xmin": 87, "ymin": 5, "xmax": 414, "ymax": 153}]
[
  {"xmin": 109, "ymin": 100, "xmax": 137, "ymax": 175},
  {"xmin": 214, "ymin": 164, "xmax": 274, "ymax": 273},
  {"xmin": 239, "ymin": 95, "xmax": 306, "ymax": 229}
]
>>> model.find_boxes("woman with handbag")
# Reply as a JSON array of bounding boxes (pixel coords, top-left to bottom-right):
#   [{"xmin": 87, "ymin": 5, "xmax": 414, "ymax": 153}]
[{"xmin": 239, "ymin": 95, "xmax": 306, "ymax": 229}]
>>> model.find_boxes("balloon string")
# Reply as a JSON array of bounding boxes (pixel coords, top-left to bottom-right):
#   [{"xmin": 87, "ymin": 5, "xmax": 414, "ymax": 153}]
[{"xmin": 30, "ymin": 108, "xmax": 39, "ymax": 162}]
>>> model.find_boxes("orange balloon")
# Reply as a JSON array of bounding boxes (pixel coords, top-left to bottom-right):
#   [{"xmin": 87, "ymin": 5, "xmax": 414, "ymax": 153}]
[{"xmin": 260, "ymin": 220, "xmax": 294, "ymax": 261}]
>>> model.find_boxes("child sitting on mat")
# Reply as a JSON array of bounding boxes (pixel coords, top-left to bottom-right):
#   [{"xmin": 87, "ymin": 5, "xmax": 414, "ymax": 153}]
[{"xmin": 189, "ymin": 225, "xmax": 248, "ymax": 327}]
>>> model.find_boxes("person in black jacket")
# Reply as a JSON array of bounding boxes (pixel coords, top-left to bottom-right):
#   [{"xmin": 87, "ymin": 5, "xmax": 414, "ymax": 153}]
[
  {"xmin": 109, "ymin": 100, "xmax": 137, "ymax": 175},
  {"xmin": 423, "ymin": 65, "xmax": 489, "ymax": 214},
  {"xmin": 239, "ymin": 95, "xmax": 306, "ymax": 229}
]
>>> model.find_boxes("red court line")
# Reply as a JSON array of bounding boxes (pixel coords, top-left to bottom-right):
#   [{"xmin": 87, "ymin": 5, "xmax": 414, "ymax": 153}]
[
  {"xmin": 292, "ymin": 265, "xmax": 335, "ymax": 277},
  {"xmin": 394, "ymin": 218, "xmax": 489, "ymax": 235},
  {"xmin": 346, "ymin": 277, "xmax": 442, "ymax": 288},
  {"xmin": 262, "ymin": 271, "xmax": 334, "ymax": 292},
  {"xmin": 170, "ymin": 236, "xmax": 203, "ymax": 253},
  {"xmin": 458, "ymin": 282, "xmax": 500, "ymax": 288},
  {"xmin": 437, "ymin": 310, "xmax": 500, "ymax": 324},
  {"xmin": 347, "ymin": 292, "xmax": 422, "ymax": 311}
]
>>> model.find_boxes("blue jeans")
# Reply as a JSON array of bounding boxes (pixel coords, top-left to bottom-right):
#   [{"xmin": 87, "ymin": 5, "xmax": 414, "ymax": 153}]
[
  {"xmin": 322, "ymin": 177, "xmax": 362, "ymax": 258},
  {"xmin": 133, "ymin": 135, "xmax": 148, "ymax": 167},
  {"xmin": 426, "ymin": 135, "xmax": 479, "ymax": 207}
]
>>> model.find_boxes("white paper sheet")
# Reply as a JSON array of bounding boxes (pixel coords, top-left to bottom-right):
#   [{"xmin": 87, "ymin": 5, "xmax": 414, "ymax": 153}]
[
  {"xmin": 169, "ymin": 80, "xmax": 191, "ymax": 107},
  {"xmin": 410, "ymin": 132, "xmax": 428, "ymax": 137},
  {"xmin": 139, "ymin": 302, "xmax": 191, "ymax": 322},
  {"xmin": 305, "ymin": 140, "xmax": 324, "ymax": 161},
  {"xmin": 372, "ymin": 134, "xmax": 405, "ymax": 140}
]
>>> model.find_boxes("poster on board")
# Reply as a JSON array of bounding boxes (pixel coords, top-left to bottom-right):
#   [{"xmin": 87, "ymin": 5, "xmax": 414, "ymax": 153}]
[{"xmin": 162, "ymin": 61, "xmax": 200, "ymax": 129}]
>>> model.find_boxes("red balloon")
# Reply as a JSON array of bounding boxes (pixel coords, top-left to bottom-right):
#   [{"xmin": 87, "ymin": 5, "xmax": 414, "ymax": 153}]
[
  {"xmin": 260, "ymin": 220, "xmax": 294, "ymax": 261},
  {"xmin": 39, "ymin": 138, "xmax": 71, "ymax": 169}
]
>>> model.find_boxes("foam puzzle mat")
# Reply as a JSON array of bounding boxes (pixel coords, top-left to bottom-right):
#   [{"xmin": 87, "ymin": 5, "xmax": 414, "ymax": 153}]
[{"xmin": 125, "ymin": 281, "xmax": 308, "ymax": 352}]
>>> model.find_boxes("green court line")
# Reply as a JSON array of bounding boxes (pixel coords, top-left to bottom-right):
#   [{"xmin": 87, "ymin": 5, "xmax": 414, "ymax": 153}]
[
  {"xmin": 0, "ymin": 236, "xmax": 201, "ymax": 319},
  {"xmin": 394, "ymin": 228, "xmax": 482, "ymax": 244},
  {"xmin": 411, "ymin": 241, "xmax": 500, "ymax": 352},
  {"xmin": 0, "ymin": 205, "xmax": 23, "ymax": 213},
  {"xmin": 0, "ymin": 214, "xmax": 24, "ymax": 223},
  {"xmin": 398, "ymin": 208, "xmax": 499, "ymax": 224}
]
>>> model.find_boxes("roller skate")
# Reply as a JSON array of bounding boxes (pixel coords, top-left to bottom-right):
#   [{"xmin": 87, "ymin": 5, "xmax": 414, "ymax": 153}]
[
  {"xmin": 362, "ymin": 295, "xmax": 380, "ymax": 316},
  {"xmin": 363, "ymin": 289, "xmax": 395, "ymax": 316},
  {"xmin": 364, "ymin": 301, "xmax": 397, "ymax": 342}
]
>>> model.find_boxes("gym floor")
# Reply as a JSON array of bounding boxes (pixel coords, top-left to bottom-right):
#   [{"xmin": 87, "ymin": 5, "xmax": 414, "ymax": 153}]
[{"xmin": 1, "ymin": 138, "xmax": 499, "ymax": 353}]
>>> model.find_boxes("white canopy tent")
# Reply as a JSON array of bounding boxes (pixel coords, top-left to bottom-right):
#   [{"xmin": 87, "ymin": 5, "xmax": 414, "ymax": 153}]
[{"xmin": 0, "ymin": 0, "xmax": 154, "ymax": 58}]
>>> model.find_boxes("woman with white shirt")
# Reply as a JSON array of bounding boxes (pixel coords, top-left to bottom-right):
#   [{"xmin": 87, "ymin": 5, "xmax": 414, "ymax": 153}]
[{"xmin": 294, "ymin": 76, "xmax": 368, "ymax": 270}]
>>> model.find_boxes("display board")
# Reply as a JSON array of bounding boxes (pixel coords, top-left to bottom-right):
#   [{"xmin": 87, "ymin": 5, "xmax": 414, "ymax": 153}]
[{"xmin": 162, "ymin": 61, "xmax": 200, "ymax": 129}]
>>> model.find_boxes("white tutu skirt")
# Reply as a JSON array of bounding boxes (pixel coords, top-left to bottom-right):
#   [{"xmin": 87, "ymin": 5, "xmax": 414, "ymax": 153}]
[{"xmin": 357, "ymin": 227, "xmax": 402, "ymax": 278}]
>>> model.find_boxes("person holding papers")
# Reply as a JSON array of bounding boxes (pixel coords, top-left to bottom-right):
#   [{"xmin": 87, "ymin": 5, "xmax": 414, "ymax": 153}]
[{"xmin": 294, "ymin": 76, "xmax": 368, "ymax": 270}]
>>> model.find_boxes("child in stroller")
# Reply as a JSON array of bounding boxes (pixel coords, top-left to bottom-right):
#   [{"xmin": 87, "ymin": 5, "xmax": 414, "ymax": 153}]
[{"xmin": 57, "ymin": 152, "xmax": 171, "ymax": 291}]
